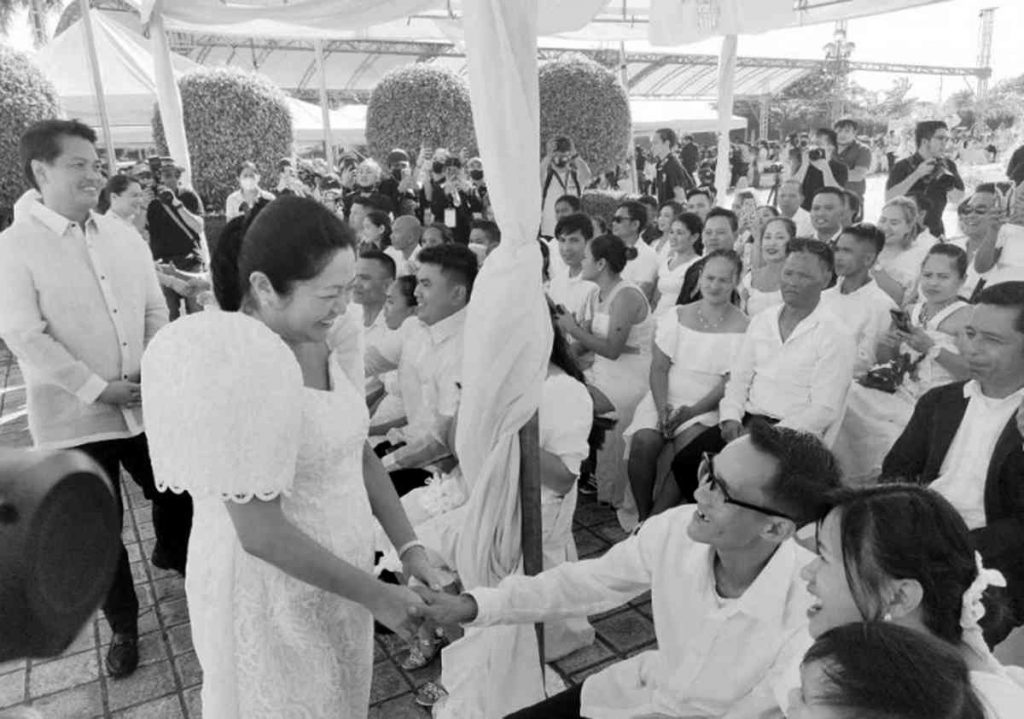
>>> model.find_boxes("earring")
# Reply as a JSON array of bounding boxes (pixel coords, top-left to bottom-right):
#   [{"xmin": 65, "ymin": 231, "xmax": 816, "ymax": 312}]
[{"xmin": 883, "ymin": 612, "xmax": 893, "ymax": 622}]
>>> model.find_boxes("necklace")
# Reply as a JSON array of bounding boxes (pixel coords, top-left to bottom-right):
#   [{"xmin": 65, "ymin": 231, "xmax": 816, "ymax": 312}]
[
  {"xmin": 919, "ymin": 297, "xmax": 957, "ymax": 327},
  {"xmin": 697, "ymin": 303, "xmax": 729, "ymax": 330}
]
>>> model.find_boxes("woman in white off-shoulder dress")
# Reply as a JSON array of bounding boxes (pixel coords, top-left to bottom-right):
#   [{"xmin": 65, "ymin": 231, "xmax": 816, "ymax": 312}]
[{"xmin": 142, "ymin": 197, "xmax": 444, "ymax": 719}]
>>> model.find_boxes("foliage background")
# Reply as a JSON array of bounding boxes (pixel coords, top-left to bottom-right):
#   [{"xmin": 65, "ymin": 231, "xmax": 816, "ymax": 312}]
[
  {"xmin": 538, "ymin": 53, "xmax": 631, "ymax": 175},
  {"xmin": 0, "ymin": 46, "xmax": 60, "ymax": 225},
  {"xmin": 365, "ymin": 64, "xmax": 477, "ymax": 161},
  {"xmin": 153, "ymin": 66, "xmax": 292, "ymax": 211}
]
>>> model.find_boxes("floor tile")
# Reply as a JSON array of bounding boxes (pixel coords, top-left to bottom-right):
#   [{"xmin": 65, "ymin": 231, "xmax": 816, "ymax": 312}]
[
  {"xmin": 182, "ymin": 687, "xmax": 201, "ymax": 719},
  {"xmin": 590, "ymin": 520, "xmax": 629, "ymax": 545},
  {"xmin": 367, "ymin": 692, "xmax": 426, "ymax": 718},
  {"xmin": 369, "ymin": 661, "xmax": 412, "ymax": 704},
  {"xmin": 25, "ymin": 680, "xmax": 103, "ymax": 719},
  {"xmin": 166, "ymin": 625, "xmax": 194, "ymax": 657},
  {"xmin": 0, "ymin": 661, "xmax": 26, "ymax": 678},
  {"xmin": 593, "ymin": 610, "xmax": 655, "ymax": 654},
  {"xmin": 152, "ymin": 577, "xmax": 186, "ymax": 603},
  {"xmin": 158, "ymin": 598, "xmax": 190, "ymax": 629},
  {"xmin": 0, "ymin": 671, "xmax": 26, "ymax": 709},
  {"xmin": 28, "ymin": 650, "xmax": 98, "ymax": 697},
  {"xmin": 574, "ymin": 529, "xmax": 609, "ymax": 558},
  {"xmin": 105, "ymin": 661, "xmax": 176, "ymax": 712},
  {"xmin": 173, "ymin": 653, "xmax": 202, "ymax": 690},
  {"xmin": 552, "ymin": 638, "xmax": 614, "ymax": 675},
  {"xmin": 569, "ymin": 657, "xmax": 617, "ymax": 685},
  {"xmin": 111, "ymin": 693, "xmax": 183, "ymax": 718}
]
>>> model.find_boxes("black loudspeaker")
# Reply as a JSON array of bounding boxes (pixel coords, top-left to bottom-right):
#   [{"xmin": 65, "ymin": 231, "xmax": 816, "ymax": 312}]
[{"xmin": 0, "ymin": 449, "xmax": 119, "ymax": 663}]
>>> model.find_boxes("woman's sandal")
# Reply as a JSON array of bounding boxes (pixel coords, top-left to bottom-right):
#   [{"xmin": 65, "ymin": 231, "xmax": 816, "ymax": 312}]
[
  {"xmin": 414, "ymin": 681, "xmax": 449, "ymax": 707},
  {"xmin": 401, "ymin": 633, "xmax": 445, "ymax": 671}
]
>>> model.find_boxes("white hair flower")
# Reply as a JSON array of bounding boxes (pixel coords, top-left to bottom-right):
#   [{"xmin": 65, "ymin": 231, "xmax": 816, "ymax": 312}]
[{"xmin": 960, "ymin": 551, "xmax": 1006, "ymax": 631}]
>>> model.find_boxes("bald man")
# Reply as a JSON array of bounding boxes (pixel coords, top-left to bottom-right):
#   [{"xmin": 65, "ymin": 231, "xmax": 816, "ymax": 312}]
[{"xmin": 388, "ymin": 215, "xmax": 422, "ymax": 276}]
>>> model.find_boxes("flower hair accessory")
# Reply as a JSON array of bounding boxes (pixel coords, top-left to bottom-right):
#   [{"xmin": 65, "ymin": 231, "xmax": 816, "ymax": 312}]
[{"xmin": 960, "ymin": 552, "xmax": 1007, "ymax": 631}]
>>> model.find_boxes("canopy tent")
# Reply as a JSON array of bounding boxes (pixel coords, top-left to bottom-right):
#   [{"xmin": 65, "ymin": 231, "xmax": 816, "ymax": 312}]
[
  {"xmin": 630, "ymin": 99, "xmax": 746, "ymax": 134},
  {"xmin": 34, "ymin": 11, "xmax": 363, "ymax": 148}
]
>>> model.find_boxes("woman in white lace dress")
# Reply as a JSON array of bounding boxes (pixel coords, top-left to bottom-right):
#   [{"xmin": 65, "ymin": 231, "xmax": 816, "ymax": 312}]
[
  {"xmin": 141, "ymin": 197, "xmax": 444, "ymax": 719},
  {"xmin": 835, "ymin": 244, "xmax": 972, "ymax": 483}
]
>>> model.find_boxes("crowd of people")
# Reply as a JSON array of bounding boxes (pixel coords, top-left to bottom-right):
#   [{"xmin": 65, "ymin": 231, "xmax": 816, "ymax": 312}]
[{"xmin": 1, "ymin": 114, "xmax": 1024, "ymax": 719}]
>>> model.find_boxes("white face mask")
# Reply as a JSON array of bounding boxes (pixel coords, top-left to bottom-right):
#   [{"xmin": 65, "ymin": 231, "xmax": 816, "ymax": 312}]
[{"xmin": 240, "ymin": 177, "xmax": 258, "ymax": 191}]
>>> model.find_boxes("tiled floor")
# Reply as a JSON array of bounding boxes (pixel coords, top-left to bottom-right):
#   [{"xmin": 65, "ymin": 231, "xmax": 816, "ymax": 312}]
[{"xmin": 0, "ymin": 344, "xmax": 655, "ymax": 718}]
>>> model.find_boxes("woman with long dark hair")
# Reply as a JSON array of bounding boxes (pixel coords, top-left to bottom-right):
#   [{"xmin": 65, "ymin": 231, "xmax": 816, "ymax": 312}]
[{"xmin": 141, "ymin": 196, "xmax": 444, "ymax": 718}]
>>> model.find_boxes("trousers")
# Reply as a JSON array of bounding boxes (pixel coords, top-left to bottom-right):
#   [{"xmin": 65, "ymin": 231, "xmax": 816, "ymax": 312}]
[{"xmin": 505, "ymin": 685, "xmax": 584, "ymax": 719}]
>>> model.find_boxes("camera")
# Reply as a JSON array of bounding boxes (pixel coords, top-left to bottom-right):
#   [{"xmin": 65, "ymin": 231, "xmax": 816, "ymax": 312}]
[
  {"xmin": 808, "ymin": 148, "xmax": 826, "ymax": 162},
  {"xmin": 157, "ymin": 187, "xmax": 176, "ymax": 204}
]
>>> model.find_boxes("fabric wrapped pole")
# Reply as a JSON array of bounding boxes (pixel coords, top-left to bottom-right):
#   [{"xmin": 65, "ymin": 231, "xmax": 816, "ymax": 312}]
[
  {"xmin": 713, "ymin": 34, "xmax": 738, "ymax": 203},
  {"xmin": 436, "ymin": 0, "xmax": 553, "ymax": 716},
  {"xmin": 147, "ymin": 0, "xmax": 192, "ymax": 183}
]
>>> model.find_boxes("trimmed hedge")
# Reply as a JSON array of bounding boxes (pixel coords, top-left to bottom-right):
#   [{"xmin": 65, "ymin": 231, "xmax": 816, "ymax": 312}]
[
  {"xmin": 581, "ymin": 189, "xmax": 628, "ymax": 228},
  {"xmin": 365, "ymin": 64, "xmax": 477, "ymax": 160},
  {"xmin": 0, "ymin": 47, "xmax": 60, "ymax": 224},
  {"xmin": 153, "ymin": 67, "xmax": 292, "ymax": 211},
  {"xmin": 539, "ymin": 54, "xmax": 631, "ymax": 175}
]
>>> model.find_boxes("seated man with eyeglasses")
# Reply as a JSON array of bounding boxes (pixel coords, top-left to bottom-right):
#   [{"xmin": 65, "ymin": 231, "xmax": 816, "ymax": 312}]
[{"xmin": 410, "ymin": 423, "xmax": 841, "ymax": 719}]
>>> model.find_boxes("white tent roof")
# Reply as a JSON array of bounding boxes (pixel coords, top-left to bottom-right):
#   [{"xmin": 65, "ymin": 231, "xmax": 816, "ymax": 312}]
[
  {"xmin": 34, "ymin": 11, "xmax": 358, "ymax": 147},
  {"xmin": 630, "ymin": 99, "xmax": 746, "ymax": 134}
]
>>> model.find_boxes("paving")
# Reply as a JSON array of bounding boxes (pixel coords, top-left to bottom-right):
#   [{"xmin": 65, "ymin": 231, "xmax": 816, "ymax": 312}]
[{"xmin": 0, "ymin": 344, "xmax": 655, "ymax": 718}]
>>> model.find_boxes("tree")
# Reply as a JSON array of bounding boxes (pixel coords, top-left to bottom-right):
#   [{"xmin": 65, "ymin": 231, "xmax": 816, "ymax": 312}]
[
  {"xmin": 365, "ymin": 64, "xmax": 477, "ymax": 161},
  {"xmin": 153, "ymin": 67, "xmax": 293, "ymax": 212},
  {"xmin": 0, "ymin": 0, "xmax": 63, "ymax": 47},
  {"xmin": 0, "ymin": 46, "xmax": 59, "ymax": 225}
]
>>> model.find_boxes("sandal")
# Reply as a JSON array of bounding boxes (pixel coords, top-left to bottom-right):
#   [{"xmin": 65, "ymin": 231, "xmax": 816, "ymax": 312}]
[
  {"xmin": 401, "ymin": 635, "xmax": 442, "ymax": 670},
  {"xmin": 414, "ymin": 681, "xmax": 449, "ymax": 707}
]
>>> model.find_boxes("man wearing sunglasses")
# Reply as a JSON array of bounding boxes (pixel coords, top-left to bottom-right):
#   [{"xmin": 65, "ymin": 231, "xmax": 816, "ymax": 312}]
[{"xmin": 411, "ymin": 423, "xmax": 841, "ymax": 719}]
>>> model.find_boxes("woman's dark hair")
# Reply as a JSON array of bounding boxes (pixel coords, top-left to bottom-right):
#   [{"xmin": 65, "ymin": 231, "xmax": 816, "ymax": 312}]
[
  {"xmin": 394, "ymin": 275, "xmax": 418, "ymax": 308},
  {"xmin": 762, "ymin": 216, "xmax": 796, "ymax": 243},
  {"xmin": 671, "ymin": 211, "xmax": 704, "ymax": 238},
  {"xmin": 826, "ymin": 485, "xmax": 988, "ymax": 644},
  {"xmin": 803, "ymin": 622, "xmax": 985, "ymax": 719},
  {"xmin": 758, "ymin": 205, "xmax": 780, "ymax": 219},
  {"xmin": 546, "ymin": 298, "xmax": 585, "ymax": 384},
  {"xmin": 588, "ymin": 233, "xmax": 631, "ymax": 273},
  {"xmin": 701, "ymin": 249, "xmax": 743, "ymax": 280},
  {"xmin": 537, "ymin": 238, "xmax": 551, "ymax": 283},
  {"xmin": 364, "ymin": 210, "xmax": 392, "ymax": 247},
  {"xmin": 423, "ymin": 222, "xmax": 455, "ymax": 245},
  {"xmin": 237, "ymin": 161, "xmax": 258, "ymax": 177},
  {"xmin": 98, "ymin": 174, "xmax": 139, "ymax": 214},
  {"xmin": 924, "ymin": 243, "xmax": 969, "ymax": 279},
  {"xmin": 211, "ymin": 196, "xmax": 355, "ymax": 312},
  {"xmin": 659, "ymin": 200, "xmax": 684, "ymax": 219}
]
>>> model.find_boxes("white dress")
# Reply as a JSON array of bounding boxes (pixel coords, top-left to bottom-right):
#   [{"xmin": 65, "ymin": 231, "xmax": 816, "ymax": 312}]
[
  {"xmin": 141, "ymin": 311, "xmax": 375, "ymax": 719},
  {"xmin": 741, "ymin": 272, "xmax": 784, "ymax": 318},
  {"xmin": 834, "ymin": 300, "xmax": 967, "ymax": 483},
  {"xmin": 877, "ymin": 241, "xmax": 929, "ymax": 299},
  {"xmin": 584, "ymin": 281, "xmax": 654, "ymax": 507},
  {"xmin": 625, "ymin": 311, "xmax": 745, "ymax": 445},
  {"xmin": 653, "ymin": 254, "xmax": 699, "ymax": 317}
]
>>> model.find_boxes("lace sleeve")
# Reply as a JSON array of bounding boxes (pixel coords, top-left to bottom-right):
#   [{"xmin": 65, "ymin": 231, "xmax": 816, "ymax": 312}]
[{"xmin": 141, "ymin": 312, "xmax": 304, "ymax": 502}]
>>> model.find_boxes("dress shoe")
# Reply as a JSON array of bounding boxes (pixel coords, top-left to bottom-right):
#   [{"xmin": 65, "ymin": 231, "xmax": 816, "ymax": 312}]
[
  {"xmin": 105, "ymin": 631, "xmax": 139, "ymax": 678},
  {"xmin": 151, "ymin": 545, "xmax": 186, "ymax": 576}
]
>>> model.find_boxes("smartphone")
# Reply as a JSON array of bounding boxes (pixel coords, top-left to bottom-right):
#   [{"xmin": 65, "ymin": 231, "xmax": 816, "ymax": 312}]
[{"xmin": 890, "ymin": 309, "xmax": 912, "ymax": 333}]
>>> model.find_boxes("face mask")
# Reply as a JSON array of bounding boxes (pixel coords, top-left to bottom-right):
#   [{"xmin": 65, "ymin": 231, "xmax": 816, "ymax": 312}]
[
  {"xmin": 469, "ymin": 169, "xmax": 484, "ymax": 181},
  {"xmin": 240, "ymin": 177, "xmax": 257, "ymax": 191},
  {"xmin": 432, "ymin": 161, "xmax": 446, "ymax": 175}
]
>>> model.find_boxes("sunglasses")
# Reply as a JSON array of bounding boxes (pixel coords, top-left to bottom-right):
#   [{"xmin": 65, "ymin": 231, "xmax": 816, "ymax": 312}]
[
  {"xmin": 958, "ymin": 206, "xmax": 991, "ymax": 216},
  {"xmin": 698, "ymin": 452, "xmax": 794, "ymax": 521},
  {"xmin": 611, "ymin": 215, "xmax": 632, "ymax": 223}
]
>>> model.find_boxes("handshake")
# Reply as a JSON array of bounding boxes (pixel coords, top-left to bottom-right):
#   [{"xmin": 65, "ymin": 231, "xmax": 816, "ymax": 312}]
[{"xmin": 380, "ymin": 584, "xmax": 479, "ymax": 640}]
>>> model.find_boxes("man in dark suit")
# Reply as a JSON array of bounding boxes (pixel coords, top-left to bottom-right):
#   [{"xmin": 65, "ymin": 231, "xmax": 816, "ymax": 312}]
[
  {"xmin": 675, "ymin": 207, "xmax": 739, "ymax": 306},
  {"xmin": 882, "ymin": 282, "xmax": 1024, "ymax": 644}
]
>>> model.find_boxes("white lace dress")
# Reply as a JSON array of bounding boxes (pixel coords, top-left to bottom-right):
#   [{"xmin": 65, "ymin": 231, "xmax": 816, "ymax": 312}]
[{"xmin": 141, "ymin": 311, "xmax": 375, "ymax": 719}]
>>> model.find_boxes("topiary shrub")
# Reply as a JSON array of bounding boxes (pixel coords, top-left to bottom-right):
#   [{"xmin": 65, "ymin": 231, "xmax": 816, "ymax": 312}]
[
  {"xmin": 581, "ymin": 189, "xmax": 628, "ymax": 229},
  {"xmin": 153, "ymin": 67, "xmax": 292, "ymax": 212},
  {"xmin": 0, "ymin": 47, "xmax": 60, "ymax": 226},
  {"xmin": 365, "ymin": 64, "xmax": 477, "ymax": 161},
  {"xmin": 539, "ymin": 54, "xmax": 631, "ymax": 176}
]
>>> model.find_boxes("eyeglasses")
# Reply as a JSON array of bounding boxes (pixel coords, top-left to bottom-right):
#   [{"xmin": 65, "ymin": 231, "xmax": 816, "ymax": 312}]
[
  {"xmin": 697, "ymin": 452, "xmax": 794, "ymax": 521},
  {"xmin": 611, "ymin": 215, "xmax": 631, "ymax": 223}
]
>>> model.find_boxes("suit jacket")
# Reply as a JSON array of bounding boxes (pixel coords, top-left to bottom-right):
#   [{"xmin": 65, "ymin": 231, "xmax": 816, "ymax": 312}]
[{"xmin": 882, "ymin": 382, "xmax": 1024, "ymax": 619}]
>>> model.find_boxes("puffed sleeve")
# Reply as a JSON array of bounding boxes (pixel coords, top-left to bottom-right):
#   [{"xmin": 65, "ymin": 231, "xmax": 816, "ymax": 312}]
[
  {"xmin": 141, "ymin": 311, "xmax": 304, "ymax": 502},
  {"xmin": 326, "ymin": 307, "xmax": 365, "ymax": 390},
  {"xmin": 653, "ymin": 309, "xmax": 679, "ymax": 358},
  {"xmin": 538, "ymin": 372, "xmax": 593, "ymax": 474}
]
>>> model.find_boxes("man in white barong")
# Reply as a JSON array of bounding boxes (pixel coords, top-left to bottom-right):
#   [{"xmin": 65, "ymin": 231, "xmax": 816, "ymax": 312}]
[{"xmin": 412, "ymin": 423, "xmax": 841, "ymax": 718}]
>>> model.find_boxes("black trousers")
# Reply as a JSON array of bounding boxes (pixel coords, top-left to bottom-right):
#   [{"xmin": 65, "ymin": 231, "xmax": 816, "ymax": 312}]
[
  {"xmin": 77, "ymin": 433, "xmax": 193, "ymax": 635},
  {"xmin": 505, "ymin": 685, "xmax": 583, "ymax": 719}
]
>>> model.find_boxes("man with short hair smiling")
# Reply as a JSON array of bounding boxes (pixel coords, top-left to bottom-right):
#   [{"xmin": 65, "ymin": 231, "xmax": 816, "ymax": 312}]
[
  {"xmin": 413, "ymin": 424, "xmax": 842, "ymax": 719},
  {"xmin": 351, "ymin": 249, "xmax": 396, "ymax": 397},
  {"xmin": 675, "ymin": 207, "xmax": 740, "ymax": 305},
  {"xmin": 611, "ymin": 200, "xmax": 660, "ymax": 301},
  {"xmin": 809, "ymin": 187, "xmax": 847, "ymax": 246},
  {"xmin": 886, "ymin": 120, "xmax": 965, "ymax": 237},
  {"xmin": 0, "ymin": 119, "xmax": 191, "ymax": 678},
  {"xmin": 366, "ymin": 244, "xmax": 478, "ymax": 488},
  {"xmin": 821, "ymin": 223, "xmax": 898, "ymax": 376},
  {"xmin": 882, "ymin": 282, "xmax": 1024, "ymax": 640},
  {"xmin": 776, "ymin": 179, "xmax": 814, "ymax": 237},
  {"xmin": 685, "ymin": 187, "xmax": 714, "ymax": 221}
]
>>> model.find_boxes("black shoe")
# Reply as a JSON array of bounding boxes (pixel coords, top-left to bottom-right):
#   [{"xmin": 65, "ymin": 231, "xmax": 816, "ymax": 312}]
[
  {"xmin": 151, "ymin": 546, "xmax": 185, "ymax": 576},
  {"xmin": 106, "ymin": 632, "xmax": 139, "ymax": 678}
]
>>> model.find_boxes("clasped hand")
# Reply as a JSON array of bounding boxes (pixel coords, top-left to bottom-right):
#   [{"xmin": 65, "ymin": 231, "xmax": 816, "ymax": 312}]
[{"xmin": 408, "ymin": 586, "xmax": 478, "ymax": 627}]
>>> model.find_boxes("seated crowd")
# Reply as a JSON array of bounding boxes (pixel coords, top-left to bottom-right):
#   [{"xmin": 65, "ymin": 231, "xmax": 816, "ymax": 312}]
[{"xmin": 2, "ymin": 117, "xmax": 1024, "ymax": 719}]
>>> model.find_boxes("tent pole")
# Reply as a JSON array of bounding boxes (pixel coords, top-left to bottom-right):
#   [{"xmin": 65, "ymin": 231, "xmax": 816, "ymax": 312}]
[
  {"xmin": 518, "ymin": 411, "xmax": 545, "ymax": 671},
  {"xmin": 78, "ymin": 0, "xmax": 116, "ymax": 176},
  {"xmin": 313, "ymin": 39, "xmax": 334, "ymax": 168},
  {"xmin": 619, "ymin": 41, "xmax": 637, "ymax": 195},
  {"xmin": 149, "ymin": 0, "xmax": 193, "ymax": 185},
  {"xmin": 713, "ymin": 34, "xmax": 738, "ymax": 204}
]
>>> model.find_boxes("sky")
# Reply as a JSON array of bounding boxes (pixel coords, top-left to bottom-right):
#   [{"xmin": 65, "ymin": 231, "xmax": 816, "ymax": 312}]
[{"xmin": 2, "ymin": 0, "xmax": 1022, "ymax": 103}]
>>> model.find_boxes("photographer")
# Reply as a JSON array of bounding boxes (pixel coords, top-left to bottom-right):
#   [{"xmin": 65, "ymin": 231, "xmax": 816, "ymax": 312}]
[
  {"xmin": 421, "ymin": 153, "xmax": 480, "ymax": 244},
  {"xmin": 145, "ymin": 159, "xmax": 205, "ymax": 320},
  {"xmin": 540, "ymin": 136, "xmax": 592, "ymax": 237},
  {"xmin": 886, "ymin": 120, "xmax": 965, "ymax": 238},
  {"xmin": 378, "ymin": 148, "xmax": 419, "ymax": 215},
  {"xmin": 792, "ymin": 128, "xmax": 848, "ymax": 211}
]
